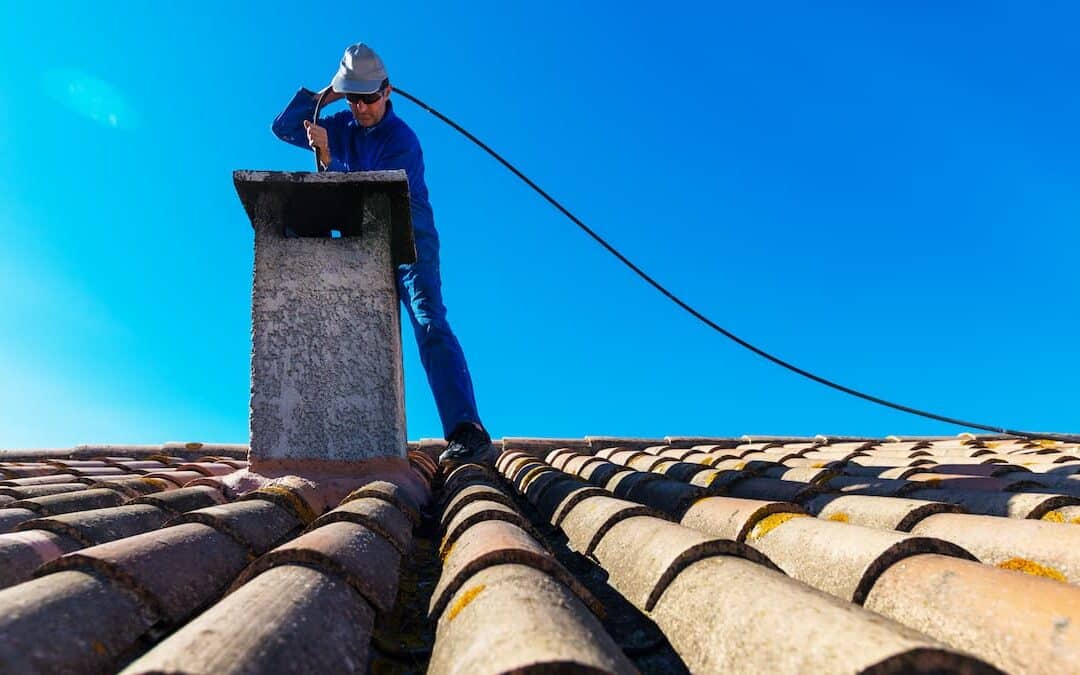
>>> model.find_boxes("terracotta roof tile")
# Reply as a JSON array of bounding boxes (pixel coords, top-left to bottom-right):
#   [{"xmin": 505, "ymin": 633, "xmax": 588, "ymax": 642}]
[
  {"xmin": 0, "ymin": 508, "xmax": 38, "ymax": 534},
  {"xmin": 709, "ymin": 457, "xmax": 755, "ymax": 471},
  {"xmin": 501, "ymin": 437, "xmax": 591, "ymax": 454},
  {"xmin": 234, "ymin": 520, "xmax": 402, "ymax": 613},
  {"xmin": 0, "ymin": 473, "xmax": 81, "ymax": 486},
  {"xmin": 443, "ymin": 464, "xmax": 504, "ymax": 497},
  {"xmin": 847, "ymin": 455, "xmax": 933, "ymax": 468},
  {"xmin": 102, "ymin": 459, "xmax": 170, "ymax": 472},
  {"xmin": 58, "ymin": 466, "xmax": 129, "ymax": 477},
  {"xmin": 578, "ymin": 459, "xmax": 624, "ymax": 485},
  {"xmin": 428, "ymin": 564, "xmax": 636, "ymax": 675},
  {"xmin": 864, "ymin": 554, "xmax": 1080, "ymax": 674},
  {"xmin": 544, "ymin": 450, "xmax": 581, "ymax": 471},
  {"xmin": 665, "ymin": 436, "xmax": 743, "ymax": 448},
  {"xmin": 803, "ymin": 493, "xmax": 963, "ymax": 531},
  {"xmin": 534, "ymin": 480, "xmax": 607, "ymax": 527},
  {"xmin": 656, "ymin": 447, "xmax": 707, "ymax": 461},
  {"xmin": 591, "ymin": 514, "xmax": 775, "ymax": 611},
  {"xmin": 121, "ymin": 564, "xmax": 376, "ymax": 675},
  {"xmin": 904, "ymin": 487, "xmax": 1079, "ymax": 519},
  {"xmin": 503, "ymin": 456, "xmax": 547, "ymax": 481},
  {"xmin": 430, "ymin": 519, "xmax": 597, "ymax": 620},
  {"xmin": 18, "ymin": 503, "xmax": 169, "ymax": 548},
  {"xmin": 40, "ymin": 522, "xmax": 249, "ymax": 625},
  {"xmin": 723, "ymin": 476, "xmax": 822, "ymax": 503},
  {"xmin": 586, "ymin": 437, "xmax": 668, "ymax": 452},
  {"xmin": 1044, "ymin": 504, "xmax": 1080, "ymax": 524},
  {"xmin": 308, "ymin": 492, "xmax": 412, "ymax": 554},
  {"xmin": 559, "ymin": 495, "xmax": 664, "ymax": 556},
  {"xmin": 342, "ymin": 479, "xmax": 422, "ymax": 526},
  {"xmin": 45, "ymin": 459, "xmax": 112, "ymax": 469},
  {"xmin": 173, "ymin": 461, "xmax": 238, "ymax": 476},
  {"xmin": 825, "ymin": 475, "xmax": 915, "ymax": 496},
  {"xmin": 658, "ymin": 460, "xmax": 719, "ymax": 483},
  {"xmin": 763, "ymin": 465, "xmax": 839, "ymax": 484},
  {"xmin": 687, "ymin": 467, "xmax": 746, "ymax": 493},
  {"xmin": 518, "ymin": 467, "xmax": 570, "ymax": 504},
  {"xmin": 1025, "ymin": 462, "xmax": 1080, "ymax": 474},
  {"xmin": 173, "ymin": 499, "xmax": 303, "ymax": 558},
  {"xmin": 743, "ymin": 513, "xmax": 975, "ymax": 603},
  {"xmin": 651, "ymin": 555, "xmax": 991, "ymax": 674},
  {"xmin": 620, "ymin": 476, "xmax": 706, "ymax": 517},
  {"xmin": 562, "ymin": 453, "xmax": 607, "ymax": 476},
  {"xmin": 0, "ymin": 571, "xmax": 152, "ymax": 672},
  {"xmin": 909, "ymin": 512, "xmax": 1080, "ymax": 583},
  {"xmin": 439, "ymin": 499, "xmax": 536, "ymax": 559},
  {"xmin": 492, "ymin": 450, "xmax": 529, "ymax": 474},
  {"xmin": 0, "ymin": 530, "xmax": 82, "ymax": 589},
  {"xmin": 0, "ymin": 463, "xmax": 65, "ymax": 478},
  {"xmin": 601, "ymin": 468, "xmax": 659, "ymax": 497},
  {"xmin": 474, "ymin": 439, "xmax": 1080, "ymax": 669},
  {"xmin": 0, "ymin": 483, "xmax": 90, "ymax": 499},
  {"xmin": 10, "ymin": 487, "xmax": 126, "ymax": 515},
  {"xmin": 846, "ymin": 465, "xmax": 925, "ymax": 479},
  {"xmin": 631, "ymin": 454, "xmax": 677, "ymax": 473},
  {"xmin": 509, "ymin": 463, "xmax": 556, "ymax": 494},
  {"xmin": 680, "ymin": 496, "xmax": 807, "ymax": 542},
  {"xmin": 129, "ymin": 484, "xmax": 228, "ymax": 517},
  {"xmin": 1, "ymin": 434, "xmax": 1077, "ymax": 671},
  {"xmin": 439, "ymin": 484, "xmax": 514, "ymax": 528}
]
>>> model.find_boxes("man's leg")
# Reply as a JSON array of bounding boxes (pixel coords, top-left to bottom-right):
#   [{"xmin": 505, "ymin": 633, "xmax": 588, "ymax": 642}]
[{"xmin": 396, "ymin": 236, "xmax": 483, "ymax": 440}]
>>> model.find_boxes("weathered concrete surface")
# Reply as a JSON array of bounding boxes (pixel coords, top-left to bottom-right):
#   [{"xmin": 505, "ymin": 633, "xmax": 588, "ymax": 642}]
[{"xmin": 235, "ymin": 170, "xmax": 414, "ymax": 464}]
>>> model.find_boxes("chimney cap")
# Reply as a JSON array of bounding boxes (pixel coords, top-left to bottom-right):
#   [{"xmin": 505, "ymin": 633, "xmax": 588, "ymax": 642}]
[{"xmin": 233, "ymin": 170, "xmax": 416, "ymax": 264}]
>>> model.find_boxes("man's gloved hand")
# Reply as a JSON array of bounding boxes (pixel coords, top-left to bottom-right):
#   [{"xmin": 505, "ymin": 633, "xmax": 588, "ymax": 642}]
[{"xmin": 304, "ymin": 119, "xmax": 331, "ymax": 167}]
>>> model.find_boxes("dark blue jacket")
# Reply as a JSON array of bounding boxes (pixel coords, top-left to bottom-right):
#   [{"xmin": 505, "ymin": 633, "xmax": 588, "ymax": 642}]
[{"xmin": 272, "ymin": 89, "xmax": 436, "ymax": 239}]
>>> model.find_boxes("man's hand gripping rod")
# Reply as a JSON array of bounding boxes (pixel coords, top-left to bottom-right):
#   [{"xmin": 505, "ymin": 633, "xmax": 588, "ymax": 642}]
[{"xmin": 311, "ymin": 87, "xmax": 333, "ymax": 171}]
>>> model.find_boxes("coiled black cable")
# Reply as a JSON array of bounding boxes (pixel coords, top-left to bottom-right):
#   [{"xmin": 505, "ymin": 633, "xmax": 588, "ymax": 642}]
[{"xmin": 319, "ymin": 85, "xmax": 1075, "ymax": 443}]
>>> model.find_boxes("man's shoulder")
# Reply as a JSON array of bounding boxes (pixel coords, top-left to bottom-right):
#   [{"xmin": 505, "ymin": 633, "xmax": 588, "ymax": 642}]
[
  {"xmin": 384, "ymin": 112, "xmax": 419, "ymax": 140},
  {"xmin": 381, "ymin": 114, "xmax": 422, "ymax": 153}
]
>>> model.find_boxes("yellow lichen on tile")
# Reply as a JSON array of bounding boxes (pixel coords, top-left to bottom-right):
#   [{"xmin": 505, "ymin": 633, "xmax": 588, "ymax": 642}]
[
  {"xmin": 827, "ymin": 512, "xmax": 850, "ymax": 523},
  {"xmin": 256, "ymin": 485, "xmax": 317, "ymax": 524},
  {"xmin": 998, "ymin": 558, "xmax": 1067, "ymax": 582},
  {"xmin": 748, "ymin": 512, "xmax": 807, "ymax": 541},
  {"xmin": 811, "ymin": 462, "xmax": 824, "ymax": 468},
  {"xmin": 439, "ymin": 542, "xmax": 454, "ymax": 562},
  {"xmin": 185, "ymin": 442, "xmax": 204, "ymax": 450},
  {"xmin": 1034, "ymin": 439, "xmax": 1061, "ymax": 448},
  {"xmin": 1041, "ymin": 511, "xmax": 1066, "ymax": 524},
  {"xmin": 447, "ymin": 584, "xmax": 486, "ymax": 621}
]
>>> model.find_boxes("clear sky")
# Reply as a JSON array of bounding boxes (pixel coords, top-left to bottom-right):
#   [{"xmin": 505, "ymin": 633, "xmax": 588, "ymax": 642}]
[{"xmin": 1, "ymin": 2, "xmax": 1077, "ymax": 447}]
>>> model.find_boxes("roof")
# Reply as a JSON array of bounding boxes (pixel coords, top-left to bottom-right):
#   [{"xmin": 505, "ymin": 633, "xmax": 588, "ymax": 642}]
[{"xmin": 0, "ymin": 434, "xmax": 1078, "ymax": 673}]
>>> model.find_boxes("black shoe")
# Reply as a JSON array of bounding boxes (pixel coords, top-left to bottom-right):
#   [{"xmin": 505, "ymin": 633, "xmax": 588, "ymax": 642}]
[{"xmin": 439, "ymin": 423, "xmax": 495, "ymax": 466}]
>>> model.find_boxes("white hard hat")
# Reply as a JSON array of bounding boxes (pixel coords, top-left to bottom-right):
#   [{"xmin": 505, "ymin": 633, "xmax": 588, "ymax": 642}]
[{"xmin": 330, "ymin": 43, "xmax": 389, "ymax": 94}]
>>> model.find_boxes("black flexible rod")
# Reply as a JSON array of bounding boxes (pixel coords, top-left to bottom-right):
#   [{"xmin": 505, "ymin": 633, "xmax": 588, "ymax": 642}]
[{"xmin": 377, "ymin": 87, "xmax": 1073, "ymax": 443}]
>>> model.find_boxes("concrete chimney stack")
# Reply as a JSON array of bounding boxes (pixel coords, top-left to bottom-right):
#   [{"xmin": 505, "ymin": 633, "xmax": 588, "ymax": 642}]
[{"xmin": 233, "ymin": 170, "xmax": 415, "ymax": 465}]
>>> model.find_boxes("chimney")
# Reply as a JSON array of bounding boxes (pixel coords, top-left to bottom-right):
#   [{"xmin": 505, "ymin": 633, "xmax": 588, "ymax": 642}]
[{"xmin": 233, "ymin": 170, "xmax": 416, "ymax": 465}]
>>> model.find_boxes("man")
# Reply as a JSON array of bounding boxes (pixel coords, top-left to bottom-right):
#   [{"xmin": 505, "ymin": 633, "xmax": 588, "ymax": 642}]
[{"xmin": 272, "ymin": 42, "xmax": 493, "ymax": 465}]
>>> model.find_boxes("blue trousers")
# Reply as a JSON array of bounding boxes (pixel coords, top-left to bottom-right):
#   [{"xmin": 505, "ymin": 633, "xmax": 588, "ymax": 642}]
[{"xmin": 396, "ymin": 234, "xmax": 482, "ymax": 439}]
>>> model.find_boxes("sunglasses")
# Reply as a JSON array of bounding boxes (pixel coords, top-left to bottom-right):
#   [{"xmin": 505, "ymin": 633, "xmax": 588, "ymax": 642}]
[{"xmin": 346, "ymin": 89, "xmax": 386, "ymax": 105}]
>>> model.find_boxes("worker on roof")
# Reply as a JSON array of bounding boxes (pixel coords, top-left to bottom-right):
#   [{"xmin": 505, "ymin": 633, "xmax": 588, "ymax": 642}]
[{"xmin": 272, "ymin": 42, "xmax": 493, "ymax": 466}]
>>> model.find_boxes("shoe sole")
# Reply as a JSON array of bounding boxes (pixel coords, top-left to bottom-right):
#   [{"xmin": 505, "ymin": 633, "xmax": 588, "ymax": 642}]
[{"xmin": 438, "ymin": 443, "xmax": 497, "ymax": 468}]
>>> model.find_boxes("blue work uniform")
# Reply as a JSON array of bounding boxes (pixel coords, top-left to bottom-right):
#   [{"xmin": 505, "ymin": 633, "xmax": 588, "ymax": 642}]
[{"xmin": 272, "ymin": 88, "xmax": 482, "ymax": 439}]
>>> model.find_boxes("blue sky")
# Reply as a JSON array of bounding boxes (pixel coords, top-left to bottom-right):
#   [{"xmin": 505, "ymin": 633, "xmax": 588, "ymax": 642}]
[{"xmin": 1, "ymin": 2, "xmax": 1077, "ymax": 447}]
